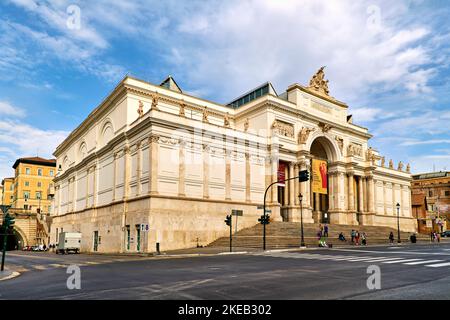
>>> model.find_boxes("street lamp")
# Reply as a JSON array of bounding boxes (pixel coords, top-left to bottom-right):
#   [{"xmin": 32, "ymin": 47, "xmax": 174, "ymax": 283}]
[
  {"xmin": 299, "ymin": 193, "xmax": 305, "ymax": 247},
  {"xmin": 396, "ymin": 203, "xmax": 401, "ymax": 243}
]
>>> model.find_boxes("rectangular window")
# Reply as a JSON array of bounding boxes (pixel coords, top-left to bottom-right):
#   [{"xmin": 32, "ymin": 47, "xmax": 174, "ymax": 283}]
[
  {"xmin": 445, "ymin": 191, "xmax": 450, "ymax": 197},
  {"xmin": 50, "ymin": 170, "xmax": 54, "ymax": 177},
  {"xmin": 24, "ymin": 205, "xmax": 28, "ymax": 210},
  {"xmin": 24, "ymin": 191, "xmax": 30, "ymax": 199},
  {"xmin": 429, "ymin": 190, "xmax": 433, "ymax": 197},
  {"xmin": 37, "ymin": 182, "xmax": 42, "ymax": 188},
  {"xmin": 25, "ymin": 181, "xmax": 30, "ymax": 187},
  {"xmin": 36, "ymin": 192, "xmax": 42, "ymax": 200},
  {"xmin": 38, "ymin": 168, "xmax": 43, "ymax": 176},
  {"xmin": 26, "ymin": 168, "xmax": 30, "ymax": 175}
]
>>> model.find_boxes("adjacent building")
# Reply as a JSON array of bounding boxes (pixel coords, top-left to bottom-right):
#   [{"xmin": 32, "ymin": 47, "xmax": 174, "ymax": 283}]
[
  {"xmin": 1, "ymin": 177, "xmax": 14, "ymax": 206},
  {"xmin": 0, "ymin": 157, "xmax": 56, "ymax": 249},
  {"xmin": 412, "ymin": 171, "xmax": 450, "ymax": 233},
  {"xmin": 51, "ymin": 68, "xmax": 414, "ymax": 253}
]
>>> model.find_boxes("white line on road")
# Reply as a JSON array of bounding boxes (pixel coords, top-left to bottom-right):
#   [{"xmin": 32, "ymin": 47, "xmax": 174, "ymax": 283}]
[
  {"xmin": 362, "ymin": 257, "xmax": 411, "ymax": 263},
  {"xmin": 425, "ymin": 262, "xmax": 450, "ymax": 268},
  {"xmin": 382, "ymin": 259, "xmax": 423, "ymax": 264},
  {"xmin": 404, "ymin": 260, "xmax": 443, "ymax": 265}
]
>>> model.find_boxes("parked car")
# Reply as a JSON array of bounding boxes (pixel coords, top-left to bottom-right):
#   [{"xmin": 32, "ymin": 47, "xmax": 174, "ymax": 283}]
[{"xmin": 441, "ymin": 231, "xmax": 450, "ymax": 238}]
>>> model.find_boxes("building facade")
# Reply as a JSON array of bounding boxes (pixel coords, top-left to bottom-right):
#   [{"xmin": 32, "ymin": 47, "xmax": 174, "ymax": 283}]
[
  {"xmin": 1, "ymin": 177, "xmax": 14, "ymax": 206},
  {"xmin": 51, "ymin": 69, "xmax": 415, "ymax": 253},
  {"xmin": 412, "ymin": 171, "xmax": 450, "ymax": 233}
]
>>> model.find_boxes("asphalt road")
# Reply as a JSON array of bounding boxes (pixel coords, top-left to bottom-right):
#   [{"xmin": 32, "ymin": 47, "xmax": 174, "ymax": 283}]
[{"xmin": 1, "ymin": 242, "xmax": 450, "ymax": 300}]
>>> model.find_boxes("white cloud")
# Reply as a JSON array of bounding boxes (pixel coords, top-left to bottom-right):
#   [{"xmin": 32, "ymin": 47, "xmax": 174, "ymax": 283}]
[{"xmin": 0, "ymin": 101, "xmax": 26, "ymax": 118}]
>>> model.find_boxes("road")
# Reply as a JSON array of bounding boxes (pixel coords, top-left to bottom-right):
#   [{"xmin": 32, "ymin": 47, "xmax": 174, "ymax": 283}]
[{"xmin": 1, "ymin": 242, "xmax": 450, "ymax": 299}]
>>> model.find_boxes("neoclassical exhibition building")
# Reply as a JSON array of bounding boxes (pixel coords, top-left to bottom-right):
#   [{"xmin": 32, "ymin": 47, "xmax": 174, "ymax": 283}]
[{"xmin": 51, "ymin": 68, "xmax": 414, "ymax": 253}]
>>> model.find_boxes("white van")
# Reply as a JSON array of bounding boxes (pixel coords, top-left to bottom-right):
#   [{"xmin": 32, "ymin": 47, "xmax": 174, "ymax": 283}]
[{"xmin": 56, "ymin": 232, "xmax": 81, "ymax": 254}]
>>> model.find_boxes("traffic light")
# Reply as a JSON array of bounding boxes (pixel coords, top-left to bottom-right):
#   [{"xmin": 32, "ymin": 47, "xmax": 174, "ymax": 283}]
[
  {"xmin": 4, "ymin": 213, "xmax": 15, "ymax": 228},
  {"xmin": 225, "ymin": 215, "xmax": 232, "ymax": 226},
  {"xmin": 258, "ymin": 214, "xmax": 270, "ymax": 225},
  {"xmin": 299, "ymin": 170, "xmax": 309, "ymax": 182}
]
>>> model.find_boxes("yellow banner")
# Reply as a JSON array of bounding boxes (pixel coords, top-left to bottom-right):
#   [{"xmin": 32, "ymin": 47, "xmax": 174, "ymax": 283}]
[{"xmin": 312, "ymin": 159, "xmax": 328, "ymax": 194}]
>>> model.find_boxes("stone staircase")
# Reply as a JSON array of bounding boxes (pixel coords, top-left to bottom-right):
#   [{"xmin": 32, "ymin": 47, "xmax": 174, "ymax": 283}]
[{"xmin": 208, "ymin": 222, "xmax": 430, "ymax": 249}]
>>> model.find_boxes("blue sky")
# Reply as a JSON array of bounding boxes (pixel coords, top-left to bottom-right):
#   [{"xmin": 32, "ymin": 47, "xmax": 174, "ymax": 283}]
[{"xmin": 0, "ymin": 0, "xmax": 449, "ymax": 179}]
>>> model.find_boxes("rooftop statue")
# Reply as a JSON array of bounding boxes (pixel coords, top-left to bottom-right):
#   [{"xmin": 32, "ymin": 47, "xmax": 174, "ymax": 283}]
[{"xmin": 307, "ymin": 66, "xmax": 330, "ymax": 96}]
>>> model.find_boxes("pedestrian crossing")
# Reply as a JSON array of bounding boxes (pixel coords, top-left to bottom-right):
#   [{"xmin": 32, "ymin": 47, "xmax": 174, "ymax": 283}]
[{"xmin": 256, "ymin": 252, "xmax": 450, "ymax": 268}]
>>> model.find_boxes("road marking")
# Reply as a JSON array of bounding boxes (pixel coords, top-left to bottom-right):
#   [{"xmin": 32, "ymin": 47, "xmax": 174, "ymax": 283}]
[
  {"xmin": 404, "ymin": 260, "xmax": 443, "ymax": 265},
  {"xmin": 85, "ymin": 261, "xmax": 100, "ymax": 265},
  {"xmin": 32, "ymin": 265, "xmax": 48, "ymax": 270},
  {"xmin": 342, "ymin": 257, "xmax": 378, "ymax": 262},
  {"xmin": 382, "ymin": 259, "xmax": 422, "ymax": 264},
  {"xmin": 331, "ymin": 248, "xmax": 450, "ymax": 256},
  {"xmin": 361, "ymin": 257, "xmax": 407, "ymax": 263},
  {"xmin": 49, "ymin": 263, "xmax": 69, "ymax": 268},
  {"xmin": 425, "ymin": 262, "xmax": 450, "ymax": 268}
]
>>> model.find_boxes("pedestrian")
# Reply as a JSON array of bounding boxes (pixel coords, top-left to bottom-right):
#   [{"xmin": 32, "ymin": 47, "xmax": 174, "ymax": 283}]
[
  {"xmin": 338, "ymin": 232, "xmax": 346, "ymax": 242},
  {"xmin": 351, "ymin": 229, "xmax": 355, "ymax": 244},
  {"xmin": 389, "ymin": 231, "xmax": 394, "ymax": 244},
  {"xmin": 431, "ymin": 231, "xmax": 434, "ymax": 242},
  {"xmin": 324, "ymin": 224, "xmax": 329, "ymax": 238},
  {"xmin": 437, "ymin": 233, "xmax": 440, "ymax": 243},
  {"xmin": 361, "ymin": 232, "xmax": 367, "ymax": 246},
  {"xmin": 355, "ymin": 230, "xmax": 360, "ymax": 245}
]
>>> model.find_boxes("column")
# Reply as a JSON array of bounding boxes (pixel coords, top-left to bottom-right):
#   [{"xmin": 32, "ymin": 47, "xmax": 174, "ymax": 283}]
[
  {"xmin": 383, "ymin": 181, "xmax": 387, "ymax": 215},
  {"xmin": 348, "ymin": 172, "xmax": 355, "ymax": 211},
  {"xmin": 315, "ymin": 193, "xmax": 321, "ymax": 212},
  {"xmin": 367, "ymin": 176, "xmax": 375, "ymax": 213},
  {"xmin": 178, "ymin": 139, "xmax": 186, "ymax": 197},
  {"xmin": 93, "ymin": 165, "xmax": 98, "ymax": 206},
  {"xmin": 328, "ymin": 173, "xmax": 335, "ymax": 211},
  {"xmin": 124, "ymin": 146, "xmax": 131, "ymax": 199},
  {"xmin": 112, "ymin": 152, "xmax": 118, "ymax": 201},
  {"xmin": 136, "ymin": 142, "xmax": 142, "ymax": 196},
  {"xmin": 245, "ymin": 153, "xmax": 251, "ymax": 202},
  {"xmin": 294, "ymin": 163, "xmax": 299, "ymax": 206},
  {"xmin": 289, "ymin": 162, "xmax": 295, "ymax": 206},
  {"xmin": 362, "ymin": 177, "xmax": 367, "ymax": 212},
  {"xmin": 149, "ymin": 135, "xmax": 159, "ymax": 196},
  {"xmin": 203, "ymin": 144, "xmax": 209, "ymax": 199},
  {"xmin": 358, "ymin": 177, "xmax": 364, "ymax": 213},
  {"xmin": 225, "ymin": 150, "xmax": 231, "ymax": 200},
  {"xmin": 271, "ymin": 157, "xmax": 278, "ymax": 204}
]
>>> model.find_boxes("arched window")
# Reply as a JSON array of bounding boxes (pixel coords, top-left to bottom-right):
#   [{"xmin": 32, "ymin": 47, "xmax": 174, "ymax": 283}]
[
  {"xmin": 101, "ymin": 121, "xmax": 114, "ymax": 147},
  {"xmin": 79, "ymin": 142, "xmax": 88, "ymax": 161}
]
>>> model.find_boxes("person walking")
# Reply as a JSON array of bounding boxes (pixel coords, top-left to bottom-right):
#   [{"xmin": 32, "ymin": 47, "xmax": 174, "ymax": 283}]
[
  {"xmin": 324, "ymin": 224, "xmax": 329, "ymax": 238},
  {"xmin": 355, "ymin": 230, "xmax": 360, "ymax": 245},
  {"xmin": 351, "ymin": 229, "xmax": 355, "ymax": 244},
  {"xmin": 361, "ymin": 232, "xmax": 367, "ymax": 246},
  {"xmin": 389, "ymin": 231, "xmax": 394, "ymax": 244}
]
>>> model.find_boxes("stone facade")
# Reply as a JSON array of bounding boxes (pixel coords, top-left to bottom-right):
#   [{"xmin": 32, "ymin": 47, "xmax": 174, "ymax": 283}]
[{"xmin": 51, "ymin": 69, "xmax": 415, "ymax": 253}]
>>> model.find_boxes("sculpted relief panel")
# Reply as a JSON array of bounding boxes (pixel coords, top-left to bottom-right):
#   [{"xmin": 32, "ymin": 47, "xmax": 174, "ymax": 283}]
[
  {"xmin": 272, "ymin": 120, "xmax": 294, "ymax": 138},
  {"xmin": 347, "ymin": 143, "xmax": 363, "ymax": 157}
]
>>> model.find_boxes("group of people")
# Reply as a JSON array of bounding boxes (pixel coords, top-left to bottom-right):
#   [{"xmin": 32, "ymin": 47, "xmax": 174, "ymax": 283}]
[
  {"xmin": 317, "ymin": 224, "xmax": 330, "ymax": 247},
  {"xmin": 337, "ymin": 230, "xmax": 367, "ymax": 246},
  {"xmin": 430, "ymin": 231, "xmax": 441, "ymax": 243}
]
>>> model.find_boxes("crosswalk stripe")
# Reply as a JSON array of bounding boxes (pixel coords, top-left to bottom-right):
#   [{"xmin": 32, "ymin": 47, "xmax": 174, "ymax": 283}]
[
  {"xmin": 425, "ymin": 262, "xmax": 450, "ymax": 268},
  {"xmin": 85, "ymin": 261, "xmax": 100, "ymax": 265},
  {"xmin": 342, "ymin": 257, "xmax": 378, "ymax": 262},
  {"xmin": 33, "ymin": 265, "xmax": 48, "ymax": 270},
  {"xmin": 404, "ymin": 260, "xmax": 443, "ymax": 265},
  {"xmin": 360, "ymin": 257, "xmax": 405, "ymax": 263},
  {"xmin": 383, "ymin": 259, "xmax": 422, "ymax": 264}
]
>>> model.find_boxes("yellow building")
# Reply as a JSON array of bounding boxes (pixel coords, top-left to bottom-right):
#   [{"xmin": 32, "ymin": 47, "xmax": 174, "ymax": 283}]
[
  {"xmin": 1, "ymin": 177, "xmax": 14, "ymax": 206},
  {"xmin": 12, "ymin": 157, "xmax": 56, "ymax": 214}
]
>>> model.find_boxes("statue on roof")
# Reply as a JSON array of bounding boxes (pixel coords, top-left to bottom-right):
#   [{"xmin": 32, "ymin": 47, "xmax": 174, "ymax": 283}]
[{"xmin": 307, "ymin": 66, "xmax": 330, "ymax": 96}]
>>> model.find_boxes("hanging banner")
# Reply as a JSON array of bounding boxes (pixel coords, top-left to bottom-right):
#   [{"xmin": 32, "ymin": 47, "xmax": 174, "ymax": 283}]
[
  {"xmin": 277, "ymin": 162, "xmax": 286, "ymax": 186},
  {"xmin": 312, "ymin": 159, "xmax": 328, "ymax": 194}
]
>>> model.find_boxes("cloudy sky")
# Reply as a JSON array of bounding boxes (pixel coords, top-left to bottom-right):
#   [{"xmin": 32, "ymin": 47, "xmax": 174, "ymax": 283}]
[{"xmin": 0, "ymin": 0, "xmax": 449, "ymax": 179}]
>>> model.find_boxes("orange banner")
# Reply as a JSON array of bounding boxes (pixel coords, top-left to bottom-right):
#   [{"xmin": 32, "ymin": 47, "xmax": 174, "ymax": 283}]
[{"xmin": 312, "ymin": 159, "xmax": 328, "ymax": 194}]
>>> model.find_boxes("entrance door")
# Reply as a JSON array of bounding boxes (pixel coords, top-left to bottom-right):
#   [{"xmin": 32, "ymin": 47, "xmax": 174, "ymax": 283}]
[
  {"xmin": 93, "ymin": 231, "xmax": 99, "ymax": 252},
  {"xmin": 126, "ymin": 225, "xmax": 130, "ymax": 251},
  {"xmin": 136, "ymin": 225, "xmax": 141, "ymax": 252}
]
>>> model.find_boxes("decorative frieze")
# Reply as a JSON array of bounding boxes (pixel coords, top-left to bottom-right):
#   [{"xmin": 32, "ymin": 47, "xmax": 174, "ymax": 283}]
[
  {"xmin": 271, "ymin": 120, "xmax": 294, "ymax": 138},
  {"xmin": 298, "ymin": 127, "xmax": 315, "ymax": 144},
  {"xmin": 347, "ymin": 143, "xmax": 362, "ymax": 157}
]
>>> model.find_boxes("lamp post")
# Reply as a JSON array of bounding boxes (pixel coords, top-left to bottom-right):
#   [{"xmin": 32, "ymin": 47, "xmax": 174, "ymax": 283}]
[
  {"xmin": 396, "ymin": 203, "xmax": 401, "ymax": 243},
  {"xmin": 299, "ymin": 193, "xmax": 305, "ymax": 247}
]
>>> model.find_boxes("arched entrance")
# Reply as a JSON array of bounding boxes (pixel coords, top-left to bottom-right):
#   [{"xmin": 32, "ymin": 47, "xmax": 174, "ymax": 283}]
[
  {"xmin": 309, "ymin": 136, "xmax": 338, "ymax": 224},
  {"xmin": 0, "ymin": 228, "xmax": 25, "ymax": 251}
]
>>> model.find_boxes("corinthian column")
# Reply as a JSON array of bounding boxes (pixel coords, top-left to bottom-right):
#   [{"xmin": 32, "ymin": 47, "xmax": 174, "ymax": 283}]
[
  {"xmin": 367, "ymin": 175, "xmax": 375, "ymax": 213},
  {"xmin": 148, "ymin": 135, "xmax": 159, "ymax": 195},
  {"xmin": 348, "ymin": 172, "xmax": 355, "ymax": 211},
  {"xmin": 289, "ymin": 162, "xmax": 295, "ymax": 206}
]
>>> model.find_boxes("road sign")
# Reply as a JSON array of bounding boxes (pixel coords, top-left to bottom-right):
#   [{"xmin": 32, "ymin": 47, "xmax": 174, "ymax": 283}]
[{"xmin": 231, "ymin": 210, "xmax": 243, "ymax": 216}]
